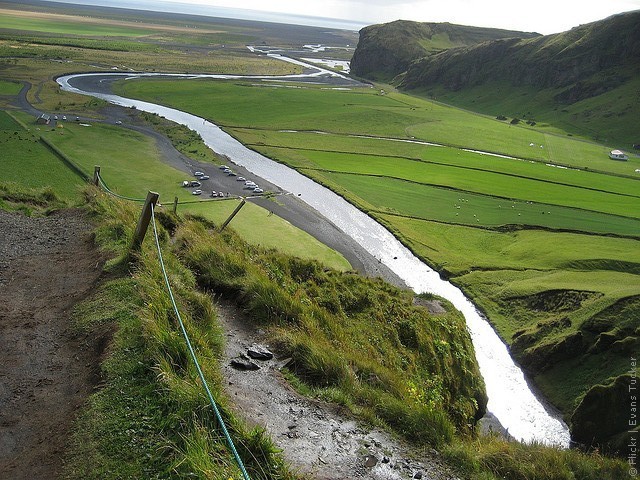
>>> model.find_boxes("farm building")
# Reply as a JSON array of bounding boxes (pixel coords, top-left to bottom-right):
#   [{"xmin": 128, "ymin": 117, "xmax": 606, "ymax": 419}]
[
  {"xmin": 609, "ymin": 149, "xmax": 628, "ymax": 161},
  {"xmin": 36, "ymin": 113, "xmax": 51, "ymax": 125}
]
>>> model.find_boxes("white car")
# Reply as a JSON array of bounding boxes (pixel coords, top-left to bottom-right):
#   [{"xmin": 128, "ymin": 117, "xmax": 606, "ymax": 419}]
[
  {"xmin": 182, "ymin": 180, "xmax": 190, "ymax": 187},
  {"xmin": 219, "ymin": 165, "xmax": 228, "ymax": 170},
  {"xmin": 237, "ymin": 176, "xmax": 246, "ymax": 181},
  {"xmin": 198, "ymin": 175, "xmax": 210, "ymax": 180},
  {"xmin": 194, "ymin": 171, "xmax": 204, "ymax": 177},
  {"xmin": 253, "ymin": 188, "xmax": 264, "ymax": 194},
  {"xmin": 192, "ymin": 189, "xmax": 202, "ymax": 195}
]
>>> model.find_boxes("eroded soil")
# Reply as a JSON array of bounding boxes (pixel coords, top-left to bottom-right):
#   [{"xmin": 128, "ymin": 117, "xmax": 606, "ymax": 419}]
[
  {"xmin": 0, "ymin": 209, "xmax": 105, "ymax": 479},
  {"xmin": 217, "ymin": 300, "xmax": 461, "ymax": 480}
]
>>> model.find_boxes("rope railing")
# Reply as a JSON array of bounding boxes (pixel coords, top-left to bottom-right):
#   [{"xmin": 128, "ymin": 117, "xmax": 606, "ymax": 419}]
[
  {"xmin": 150, "ymin": 202, "xmax": 251, "ymax": 480},
  {"xmin": 91, "ymin": 167, "xmax": 251, "ymax": 479},
  {"xmin": 96, "ymin": 172, "xmax": 148, "ymax": 203}
]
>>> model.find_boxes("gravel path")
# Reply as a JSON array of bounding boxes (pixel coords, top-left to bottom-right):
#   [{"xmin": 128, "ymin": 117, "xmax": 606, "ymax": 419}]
[
  {"xmin": 217, "ymin": 300, "xmax": 462, "ymax": 480},
  {"xmin": 0, "ymin": 209, "xmax": 106, "ymax": 479}
]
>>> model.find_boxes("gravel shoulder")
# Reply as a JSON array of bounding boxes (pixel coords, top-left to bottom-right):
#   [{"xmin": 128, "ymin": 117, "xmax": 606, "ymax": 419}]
[{"xmin": 0, "ymin": 209, "xmax": 106, "ymax": 479}]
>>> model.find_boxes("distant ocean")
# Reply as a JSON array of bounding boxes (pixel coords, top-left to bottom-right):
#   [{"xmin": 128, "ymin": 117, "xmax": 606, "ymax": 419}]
[{"xmin": 52, "ymin": 0, "xmax": 368, "ymax": 31}]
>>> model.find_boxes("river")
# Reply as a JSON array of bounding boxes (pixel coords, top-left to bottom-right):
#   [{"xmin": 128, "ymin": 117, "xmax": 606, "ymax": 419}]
[{"xmin": 58, "ymin": 68, "xmax": 571, "ymax": 448}]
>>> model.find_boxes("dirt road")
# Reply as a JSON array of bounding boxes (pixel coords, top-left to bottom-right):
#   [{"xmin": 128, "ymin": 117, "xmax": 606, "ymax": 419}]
[{"xmin": 0, "ymin": 209, "xmax": 105, "ymax": 479}]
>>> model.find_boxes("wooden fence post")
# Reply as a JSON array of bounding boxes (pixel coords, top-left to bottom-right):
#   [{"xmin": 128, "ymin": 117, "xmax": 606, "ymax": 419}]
[
  {"xmin": 172, "ymin": 196, "xmax": 178, "ymax": 214},
  {"xmin": 132, "ymin": 191, "xmax": 160, "ymax": 250},
  {"xmin": 93, "ymin": 165, "xmax": 101, "ymax": 186},
  {"xmin": 219, "ymin": 198, "xmax": 246, "ymax": 231}
]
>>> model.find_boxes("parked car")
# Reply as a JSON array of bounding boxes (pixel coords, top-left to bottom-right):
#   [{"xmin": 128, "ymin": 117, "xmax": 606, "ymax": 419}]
[
  {"xmin": 182, "ymin": 180, "xmax": 190, "ymax": 187},
  {"xmin": 210, "ymin": 190, "xmax": 217, "ymax": 197},
  {"xmin": 253, "ymin": 188, "xmax": 264, "ymax": 194},
  {"xmin": 190, "ymin": 181, "xmax": 201, "ymax": 187},
  {"xmin": 192, "ymin": 189, "xmax": 202, "ymax": 195},
  {"xmin": 218, "ymin": 192, "xmax": 225, "ymax": 197},
  {"xmin": 198, "ymin": 175, "xmax": 210, "ymax": 180},
  {"xmin": 194, "ymin": 171, "xmax": 204, "ymax": 177},
  {"xmin": 115, "ymin": 120, "xmax": 122, "ymax": 125},
  {"xmin": 219, "ymin": 165, "xmax": 228, "ymax": 170},
  {"xmin": 62, "ymin": 115, "xmax": 67, "ymax": 121},
  {"xmin": 227, "ymin": 171, "xmax": 237, "ymax": 177},
  {"xmin": 237, "ymin": 176, "xmax": 246, "ymax": 181}
]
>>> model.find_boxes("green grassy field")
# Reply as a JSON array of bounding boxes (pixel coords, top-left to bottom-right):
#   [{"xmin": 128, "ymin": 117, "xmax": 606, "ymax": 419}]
[
  {"xmin": 0, "ymin": 79, "xmax": 21, "ymax": 95},
  {"xmin": 116, "ymin": 77, "xmax": 640, "ymax": 431},
  {"xmin": 0, "ymin": 111, "xmax": 85, "ymax": 199},
  {"xmin": 3, "ymin": 111, "xmax": 348, "ymax": 270},
  {"xmin": 421, "ymin": 75, "xmax": 640, "ymax": 148},
  {"xmin": 119, "ymin": 78, "xmax": 640, "ymax": 175}
]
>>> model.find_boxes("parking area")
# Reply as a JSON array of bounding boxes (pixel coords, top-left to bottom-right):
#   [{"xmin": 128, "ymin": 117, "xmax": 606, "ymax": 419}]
[{"xmin": 181, "ymin": 161, "xmax": 282, "ymax": 199}]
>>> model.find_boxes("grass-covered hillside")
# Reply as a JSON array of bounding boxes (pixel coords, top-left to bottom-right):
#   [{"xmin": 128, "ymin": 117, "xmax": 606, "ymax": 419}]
[
  {"xmin": 1, "ymin": 181, "xmax": 630, "ymax": 479},
  {"xmin": 116, "ymin": 76, "xmax": 640, "ymax": 455},
  {"xmin": 394, "ymin": 10, "xmax": 640, "ymax": 147},
  {"xmin": 350, "ymin": 20, "xmax": 539, "ymax": 81}
]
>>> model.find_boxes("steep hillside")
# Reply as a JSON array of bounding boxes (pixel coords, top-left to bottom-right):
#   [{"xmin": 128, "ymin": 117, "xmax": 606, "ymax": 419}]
[
  {"xmin": 400, "ymin": 11, "xmax": 639, "ymax": 92},
  {"xmin": 397, "ymin": 11, "xmax": 640, "ymax": 145},
  {"xmin": 350, "ymin": 20, "xmax": 539, "ymax": 81}
]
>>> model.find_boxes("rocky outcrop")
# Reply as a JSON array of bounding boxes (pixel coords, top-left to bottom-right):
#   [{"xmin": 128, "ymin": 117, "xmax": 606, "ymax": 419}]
[
  {"xmin": 398, "ymin": 10, "xmax": 640, "ymax": 101},
  {"xmin": 350, "ymin": 20, "xmax": 539, "ymax": 81}
]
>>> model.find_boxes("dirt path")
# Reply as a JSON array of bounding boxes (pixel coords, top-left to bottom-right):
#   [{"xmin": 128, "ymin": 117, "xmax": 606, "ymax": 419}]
[
  {"xmin": 216, "ymin": 300, "xmax": 461, "ymax": 480},
  {"xmin": 0, "ymin": 209, "xmax": 105, "ymax": 479}
]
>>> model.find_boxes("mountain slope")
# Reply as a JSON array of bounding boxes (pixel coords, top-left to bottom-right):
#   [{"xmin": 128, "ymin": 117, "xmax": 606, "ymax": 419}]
[
  {"xmin": 350, "ymin": 20, "xmax": 539, "ymax": 81},
  {"xmin": 395, "ymin": 11, "xmax": 640, "ymax": 145},
  {"xmin": 400, "ymin": 11, "xmax": 640, "ymax": 93}
]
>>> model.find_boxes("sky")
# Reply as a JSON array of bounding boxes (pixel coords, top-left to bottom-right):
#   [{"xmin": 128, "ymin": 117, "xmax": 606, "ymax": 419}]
[{"xmin": 60, "ymin": 0, "xmax": 640, "ymax": 34}]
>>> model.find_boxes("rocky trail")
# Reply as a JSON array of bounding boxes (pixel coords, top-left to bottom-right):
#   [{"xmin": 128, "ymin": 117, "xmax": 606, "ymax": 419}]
[
  {"xmin": 217, "ymin": 301, "xmax": 460, "ymax": 480},
  {"xmin": 0, "ymin": 209, "xmax": 106, "ymax": 479}
]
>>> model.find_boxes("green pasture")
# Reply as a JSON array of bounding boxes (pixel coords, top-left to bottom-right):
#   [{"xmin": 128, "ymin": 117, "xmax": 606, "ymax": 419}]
[
  {"xmin": 377, "ymin": 216, "xmax": 640, "ymax": 276},
  {"xmin": 180, "ymin": 200, "xmax": 350, "ymax": 271},
  {"xmin": 422, "ymin": 75, "xmax": 640, "ymax": 148},
  {"xmin": 261, "ymin": 147, "xmax": 639, "ymax": 220},
  {"xmin": 0, "ymin": 110, "xmax": 84, "ymax": 198},
  {"xmin": 0, "ymin": 13, "xmax": 158, "ymax": 37},
  {"xmin": 33, "ymin": 119, "xmax": 348, "ymax": 269},
  {"xmin": 118, "ymin": 79, "xmax": 640, "ymax": 177},
  {"xmin": 239, "ymin": 129, "xmax": 639, "ymax": 196},
  {"xmin": 39, "ymin": 121, "xmax": 192, "ymax": 201},
  {"xmin": 0, "ymin": 79, "xmax": 21, "ymax": 95},
  {"xmin": 303, "ymin": 171, "xmax": 640, "ymax": 236}
]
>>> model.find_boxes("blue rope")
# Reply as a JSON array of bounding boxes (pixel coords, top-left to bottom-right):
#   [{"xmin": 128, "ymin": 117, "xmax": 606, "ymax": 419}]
[{"xmin": 150, "ymin": 203, "xmax": 251, "ymax": 480}]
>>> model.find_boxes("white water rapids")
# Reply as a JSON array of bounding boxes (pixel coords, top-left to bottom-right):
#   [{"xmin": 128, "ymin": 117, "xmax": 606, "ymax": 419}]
[{"xmin": 58, "ymin": 69, "xmax": 570, "ymax": 447}]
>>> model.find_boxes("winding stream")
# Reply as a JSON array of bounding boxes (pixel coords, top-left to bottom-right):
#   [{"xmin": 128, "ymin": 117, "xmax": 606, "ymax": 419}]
[{"xmin": 58, "ymin": 69, "xmax": 571, "ymax": 447}]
